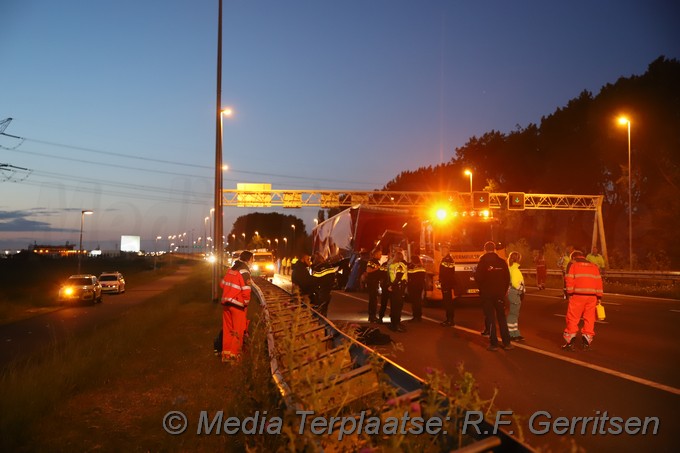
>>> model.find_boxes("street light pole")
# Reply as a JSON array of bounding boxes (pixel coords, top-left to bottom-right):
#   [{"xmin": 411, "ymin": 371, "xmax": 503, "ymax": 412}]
[
  {"xmin": 618, "ymin": 117, "xmax": 633, "ymax": 270},
  {"xmin": 213, "ymin": 0, "xmax": 224, "ymax": 302},
  {"xmin": 154, "ymin": 236, "xmax": 161, "ymax": 270},
  {"xmin": 464, "ymin": 169, "xmax": 473, "ymax": 193},
  {"xmin": 291, "ymin": 224, "xmax": 296, "ymax": 254},
  {"xmin": 78, "ymin": 210, "xmax": 93, "ymax": 274}
]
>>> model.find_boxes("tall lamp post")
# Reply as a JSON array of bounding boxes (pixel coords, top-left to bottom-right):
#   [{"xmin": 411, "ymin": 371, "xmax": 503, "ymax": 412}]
[
  {"xmin": 78, "ymin": 210, "xmax": 93, "ymax": 274},
  {"xmin": 618, "ymin": 116, "xmax": 633, "ymax": 270},
  {"xmin": 154, "ymin": 236, "xmax": 162, "ymax": 270},
  {"xmin": 464, "ymin": 169, "xmax": 473, "ymax": 193},
  {"xmin": 291, "ymin": 224, "xmax": 296, "ymax": 254}
]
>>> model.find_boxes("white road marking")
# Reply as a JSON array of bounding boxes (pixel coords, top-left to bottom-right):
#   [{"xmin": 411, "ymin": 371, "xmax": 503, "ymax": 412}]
[{"xmin": 339, "ymin": 291, "xmax": 679, "ymax": 397}]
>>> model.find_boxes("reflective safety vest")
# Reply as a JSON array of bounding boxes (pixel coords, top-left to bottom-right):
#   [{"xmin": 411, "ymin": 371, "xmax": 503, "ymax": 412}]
[
  {"xmin": 220, "ymin": 268, "xmax": 251, "ymax": 308},
  {"xmin": 565, "ymin": 259, "xmax": 603, "ymax": 296},
  {"xmin": 586, "ymin": 253, "xmax": 606, "ymax": 270},
  {"xmin": 407, "ymin": 263, "xmax": 426, "ymax": 276},
  {"xmin": 439, "ymin": 254, "xmax": 456, "ymax": 288},
  {"xmin": 389, "ymin": 261, "xmax": 408, "ymax": 284}
]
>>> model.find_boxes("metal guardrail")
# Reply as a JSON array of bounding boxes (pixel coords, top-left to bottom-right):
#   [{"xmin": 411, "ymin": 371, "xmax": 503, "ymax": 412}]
[
  {"xmin": 522, "ymin": 268, "xmax": 680, "ymax": 282},
  {"xmin": 252, "ymin": 277, "xmax": 535, "ymax": 452}
]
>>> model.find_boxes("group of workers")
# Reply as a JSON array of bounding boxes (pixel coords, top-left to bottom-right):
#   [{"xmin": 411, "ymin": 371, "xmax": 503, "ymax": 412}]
[{"xmin": 217, "ymin": 242, "xmax": 605, "ymax": 362}]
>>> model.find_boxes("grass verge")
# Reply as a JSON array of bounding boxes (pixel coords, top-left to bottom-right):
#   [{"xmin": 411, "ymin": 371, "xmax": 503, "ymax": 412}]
[{"xmin": 0, "ymin": 264, "xmax": 262, "ymax": 452}]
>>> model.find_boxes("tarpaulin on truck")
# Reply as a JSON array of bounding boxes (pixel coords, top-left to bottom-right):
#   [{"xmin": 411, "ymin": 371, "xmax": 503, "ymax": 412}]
[{"xmin": 313, "ymin": 205, "xmax": 415, "ymax": 259}]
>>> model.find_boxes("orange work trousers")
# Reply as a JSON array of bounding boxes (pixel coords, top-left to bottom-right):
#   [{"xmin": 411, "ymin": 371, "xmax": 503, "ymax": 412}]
[
  {"xmin": 222, "ymin": 305, "xmax": 248, "ymax": 361},
  {"xmin": 564, "ymin": 294, "xmax": 597, "ymax": 338}
]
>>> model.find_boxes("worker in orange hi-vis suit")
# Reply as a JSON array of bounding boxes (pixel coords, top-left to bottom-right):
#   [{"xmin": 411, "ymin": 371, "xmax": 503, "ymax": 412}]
[
  {"xmin": 220, "ymin": 250, "xmax": 254, "ymax": 362},
  {"xmin": 562, "ymin": 250, "xmax": 603, "ymax": 351}
]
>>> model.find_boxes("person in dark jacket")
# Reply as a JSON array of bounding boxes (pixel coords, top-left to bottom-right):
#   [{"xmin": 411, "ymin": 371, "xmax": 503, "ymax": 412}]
[
  {"xmin": 365, "ymin": 248, "xmax": 383, "ymax": 323},
  {"xmin": 407, "ymin": 255, "xmax": 426, "ymax": 322},
  {"xmin": 377, "ymin": 257, "xmax": 390, "ymax": 323},
  {"xmin": 475, "ymin": 241, "xmax": 514, "ymax": 351},
  {"xmin": 311, "ymin": 253, "xmax": 337, "ymax": 317},
  {"xmin": 439, "ymin": 245, "xmax": 457, "ymax": 327},
  {"xmin": 387, "ymin": 251, "xmax": 408, "ymax": 332},
  {"xmin": 291, "ymin": 254, "xmax": 314, "ymax": 302}
]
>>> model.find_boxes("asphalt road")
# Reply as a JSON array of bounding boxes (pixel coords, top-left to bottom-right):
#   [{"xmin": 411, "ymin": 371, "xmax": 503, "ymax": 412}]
[
  {"xmin": 0, "ymin": 266, "xmax": 194, "ymax": 369},
  {"xmin": 272, "ymin": 274, "xmax": 679, "ymax": 452},
  {"xmin": 4, "ymin": 270, "xmax": 677, "ymax": 451}
]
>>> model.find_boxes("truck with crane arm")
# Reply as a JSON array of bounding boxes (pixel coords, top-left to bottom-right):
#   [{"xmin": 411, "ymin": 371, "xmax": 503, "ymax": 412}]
[{"xmin": 312, "ymin": 203, "xmax": 503, "ymax": 300}]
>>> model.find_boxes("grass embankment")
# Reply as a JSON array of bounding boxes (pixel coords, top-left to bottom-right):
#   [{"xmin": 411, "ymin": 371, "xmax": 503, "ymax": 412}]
[{"xmin": 0, "ymin": 264, "xmax": 278, "ymax": 452}]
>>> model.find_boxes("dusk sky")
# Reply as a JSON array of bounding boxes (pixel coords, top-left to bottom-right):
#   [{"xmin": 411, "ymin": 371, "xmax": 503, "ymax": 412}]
[{"xmin": 1, "ymin": 0, "xmax": 678, "ymax": 252}]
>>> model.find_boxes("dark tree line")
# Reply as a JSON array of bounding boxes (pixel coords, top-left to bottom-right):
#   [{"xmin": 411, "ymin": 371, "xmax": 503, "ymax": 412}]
[
  {"xmin": 383, "ymin": 57, "xmax": 680, "ymax": 269},
  {"xmin": 228, "ymin": 212, "xmax": 306, "ymax": 257}
]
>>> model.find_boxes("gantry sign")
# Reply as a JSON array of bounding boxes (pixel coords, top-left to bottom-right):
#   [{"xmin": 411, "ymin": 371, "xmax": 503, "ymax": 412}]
[{"xmin": 223, "ymin": 187, "xmax": 608, "ymax": 261}]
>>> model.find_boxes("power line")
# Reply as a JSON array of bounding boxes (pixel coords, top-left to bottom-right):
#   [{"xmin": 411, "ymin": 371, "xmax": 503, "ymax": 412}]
[{"xmin": 7, "ymin": 135, "xmax": 378, "ymax": 187}]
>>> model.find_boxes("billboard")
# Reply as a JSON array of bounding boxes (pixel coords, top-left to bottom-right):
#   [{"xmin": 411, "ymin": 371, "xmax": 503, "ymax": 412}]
[{"xmin": 120, "ymin": 235, "xmax": 141, "ymax": 253}]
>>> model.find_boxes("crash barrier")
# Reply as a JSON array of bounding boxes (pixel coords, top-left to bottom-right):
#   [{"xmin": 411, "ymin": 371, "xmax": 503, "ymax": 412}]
[
  {"xmin": 252, "ymin": 277, "xmax": 534, "ymax": 452},
  {"xmin": 523, "ymin": 268, "xmax": 680, "ymax": 283}
]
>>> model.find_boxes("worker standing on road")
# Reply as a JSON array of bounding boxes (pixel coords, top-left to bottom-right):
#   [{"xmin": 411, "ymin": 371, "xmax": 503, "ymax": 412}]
[
  {"xmin": 586, "ymin": 246, "xmax": 606, "ymax": 276},
  {"xmin": 219, "ymin": 250, "xmax": 254, "ymax": 362},
  {"xmin": 377, "ymin": 256, "xmax": 390, "ymax": 323},
  {"xmin": 365, "ymin": 248, "xmax": 383, "ymax": 323},
  {"xmin": 311, "ymin": 253, "xmax": 337, "ymax": 317},
  {"xmin": 475, "ymin": 241, "xmax": 513, "ymax": 351},
  {"xmin": 534, "ymin": 249, "xmax": 547, "ymax": 290},
  {"xmin": 562, "ymin": 250, "xmax": 603, "ymax": 351},
  {"xmin": 506, "ymin": 251, "xmax": 525, "ymax": 342},
  {"xmin": 558, "ymin": 245, "xmax": 574, "ymax": 299},
  {"xmin": 291, "ymin": 254, "xmax": 313, "ymax": 303},
  {"xmin": 387, "ymin": 251, "xmax": 408, "ymax": 332},
  {"xmin": 407, "ymin": 255, "xmax": 426, "ymax": 322},
  {"xmin": 438, "ymin": 245, "xmax": 457, "ymax": 327}
]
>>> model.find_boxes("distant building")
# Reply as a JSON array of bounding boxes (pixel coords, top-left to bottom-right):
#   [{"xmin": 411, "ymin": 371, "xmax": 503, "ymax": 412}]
[{"xmin": 30, "ymin": 242, "xmax": 77, "ymax": 257}]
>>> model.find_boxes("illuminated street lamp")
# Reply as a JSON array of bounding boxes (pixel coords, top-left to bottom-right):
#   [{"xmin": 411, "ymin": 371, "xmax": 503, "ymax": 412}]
[
  {"xmin": 154, "ymin": 236, "xmax": 162, "ymax": 270},
  {"xmin": 213, "ymin": 107, "xmax": 234, "ymax": 301},
  {"xmin": 618, "ymin": 116, "xmax": 633, "ymax": 270},
  {"xmin": 464, "ymin": 169, "xmax": 473, "ymax": 193},
  {"xmin": 291, "ymin": 224, "xmax": 296, "ymax": 252},
  {"xmin": 283, "ymin": 237, "xmax": 288, "ymax": 254},
  {"xmin": 77, "ymin": 210, "xmax": 93, "ymax": 274}
]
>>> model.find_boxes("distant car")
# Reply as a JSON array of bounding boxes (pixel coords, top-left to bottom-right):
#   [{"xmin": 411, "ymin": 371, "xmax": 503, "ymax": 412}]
[
  {"xmin": 58, "ymin": 274, "xmax": 103, "ymax": 304},
  {"xmin": 251, "ymin": 252, "xmax": 276, "ymax": 279},
  {"xmin": 99, "ymin": 271, "xmax": 126, "ymax": 294}
]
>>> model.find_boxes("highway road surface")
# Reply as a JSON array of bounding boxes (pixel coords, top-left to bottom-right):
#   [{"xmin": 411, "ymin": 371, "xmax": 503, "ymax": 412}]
[{"xmin": 273, "ymin": 274, "xmax": 679, "ymax": 452}]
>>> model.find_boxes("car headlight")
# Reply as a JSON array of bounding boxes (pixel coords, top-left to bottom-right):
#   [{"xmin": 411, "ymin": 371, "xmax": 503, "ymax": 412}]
[
  {"xmin": 63, "ymin": 287, "xmax": 74, "ymax": 296},
  {"xmin": 266, "ymin": 264, "xmax": 275, "ymax": 271},
  {"xmin": 253, "ymin": 264, "xmax": 260, "ymax": 271}
]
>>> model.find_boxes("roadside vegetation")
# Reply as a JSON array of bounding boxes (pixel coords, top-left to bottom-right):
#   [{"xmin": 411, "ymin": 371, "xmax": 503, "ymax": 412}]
[
  {"xmin": 0, "ymin": 263, "xmax": 237, "ymax": 451},
  {"xmin": 1, "ymin": 263, "xmax": 529, "ymax": 452}
]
